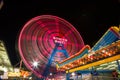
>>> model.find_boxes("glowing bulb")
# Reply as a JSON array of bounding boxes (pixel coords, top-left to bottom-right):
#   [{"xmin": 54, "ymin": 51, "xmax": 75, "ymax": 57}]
[
  {"xmin": 71, "ymin": 72, "xmax": 75, "ymax": 76},
  {"xmin": 33, "ymin": 61, "xmax": 38, "ymax": 67},
  {"xmin": 50, "ymin": 72, "xmax": 52, "ymax": 75}
]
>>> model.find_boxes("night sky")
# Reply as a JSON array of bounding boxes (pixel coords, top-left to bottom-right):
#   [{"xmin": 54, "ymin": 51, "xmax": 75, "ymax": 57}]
[{"xmin": 0, "ymin": 0, "xmax": 119, "ymax": 66}]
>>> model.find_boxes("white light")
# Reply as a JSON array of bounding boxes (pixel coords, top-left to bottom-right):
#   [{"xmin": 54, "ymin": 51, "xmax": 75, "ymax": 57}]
[
  {"xmin": 33, "ymin": 61, "xmax": 38, "ymax": 67},
  {"xmin": 29, "ymin": 77, "xmax": 32, "ymax": 79},
  {"xmin": 102, "ymin": 50, "xmax": 106, "ymax": 53},
  {"xmin": 50, "ymin": 72, "xmax": 52, "ymax": 76},
  {"xmin": 71, "ymin": 72, "xmax": 75, "ymax": 76},
  {"xmin": 14, "ymin": 68, "xmax": 20, "ymax": 72},
  {"xmin": 3, "ymin": 67, "xmax": 7, "ymax": 72}
]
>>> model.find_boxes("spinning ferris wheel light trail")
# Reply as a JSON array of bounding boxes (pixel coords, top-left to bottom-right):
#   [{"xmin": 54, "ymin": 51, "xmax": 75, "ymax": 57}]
[{"xmin": 18, "ymin": 15, "xmax": 85, "ymax": 78}]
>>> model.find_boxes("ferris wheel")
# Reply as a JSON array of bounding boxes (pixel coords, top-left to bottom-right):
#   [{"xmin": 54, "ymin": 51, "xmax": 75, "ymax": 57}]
[{"xmin": 18, "ymin": 15, "xmax": 85, "ymax": 78}]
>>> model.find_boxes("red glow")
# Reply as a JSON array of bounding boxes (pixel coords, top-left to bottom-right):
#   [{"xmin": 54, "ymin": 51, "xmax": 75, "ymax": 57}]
[{"xmin": 18, "ymin": 15, "xmax": 84, "ymax": 78}]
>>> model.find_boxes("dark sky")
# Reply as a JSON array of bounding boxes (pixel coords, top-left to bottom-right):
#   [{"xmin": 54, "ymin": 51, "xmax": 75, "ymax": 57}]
[{"xmin": 0, "ymin": 0, "xmax": 120, "ymax": 66}]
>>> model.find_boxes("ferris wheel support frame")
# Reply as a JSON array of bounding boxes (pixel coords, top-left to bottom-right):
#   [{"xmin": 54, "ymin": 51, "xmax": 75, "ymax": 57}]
[{"xmin": 42, "ymin": 43, "xmax": 69, "ymax": 77}]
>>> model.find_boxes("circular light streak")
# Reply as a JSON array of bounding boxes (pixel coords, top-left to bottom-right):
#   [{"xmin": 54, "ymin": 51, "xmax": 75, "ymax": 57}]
[{"xmin": 18, "ymin": 15, "xmax": 85, "ymax": 78}]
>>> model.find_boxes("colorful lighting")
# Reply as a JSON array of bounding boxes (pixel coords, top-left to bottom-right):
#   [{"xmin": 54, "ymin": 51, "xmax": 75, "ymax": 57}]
[{"xmin": 57, "ymin": 40, "xmax": 120, "ymax": 72}]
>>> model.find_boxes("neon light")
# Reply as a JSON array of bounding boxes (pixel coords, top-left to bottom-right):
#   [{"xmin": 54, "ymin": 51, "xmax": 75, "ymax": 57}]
[{"xmin": 68, "ymin": 54, "xmax": 120, "ymax": 73}]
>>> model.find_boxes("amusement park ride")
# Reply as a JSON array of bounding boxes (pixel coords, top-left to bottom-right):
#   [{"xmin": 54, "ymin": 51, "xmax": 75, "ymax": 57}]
[
  {"xmin": 18, "ymin": 15, "xmax": 120, "ymax": 79},
  {"xmin": 57, "ymin": 27, "xmax": 120, "ymax": 73},
  {"xmin": 18, "ymin": 15, "xmax": 85, "ymax": 78}
]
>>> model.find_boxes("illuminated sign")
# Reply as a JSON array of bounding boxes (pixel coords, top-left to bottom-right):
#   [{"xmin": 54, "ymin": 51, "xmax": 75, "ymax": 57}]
[{"xmin": 53, "ymin": 37, "xmax": 67, "ymax": 44}]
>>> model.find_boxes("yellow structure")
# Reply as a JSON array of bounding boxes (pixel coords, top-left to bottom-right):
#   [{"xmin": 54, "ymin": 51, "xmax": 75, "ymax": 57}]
[
  {"xmin": 0, "ymin": 40, "xmax": 14, "ymax": 79},
  {"xmin": 0, "ymin": 40, "xmax": 13, "ymax": 72}
]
